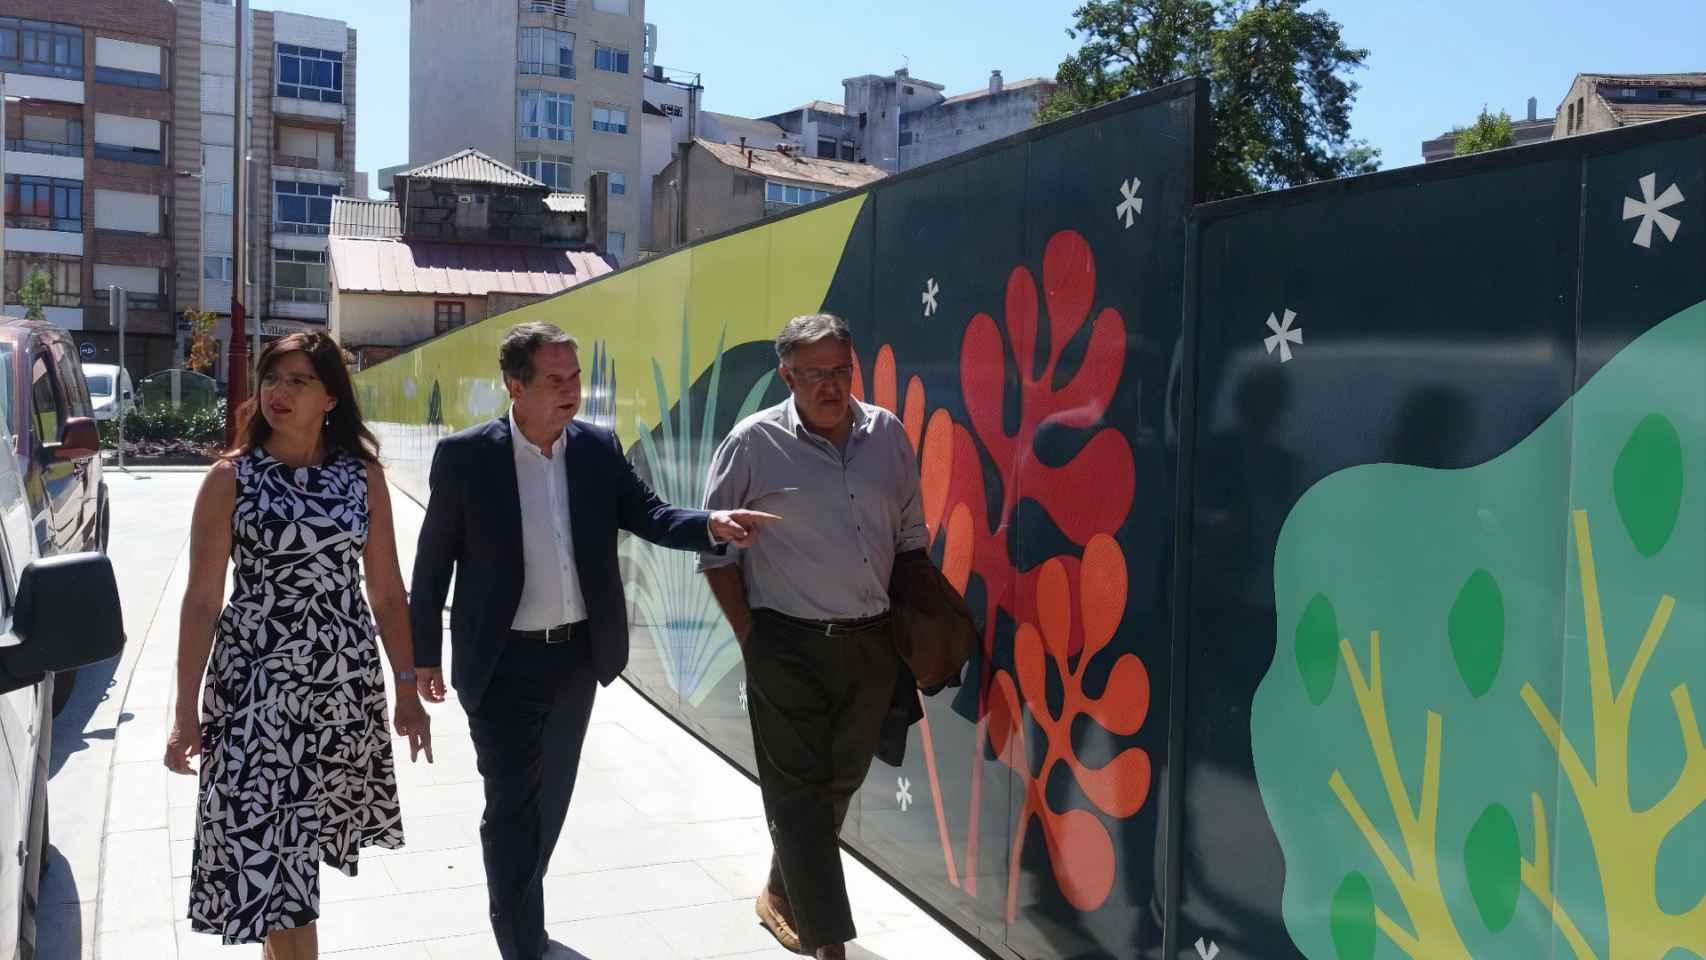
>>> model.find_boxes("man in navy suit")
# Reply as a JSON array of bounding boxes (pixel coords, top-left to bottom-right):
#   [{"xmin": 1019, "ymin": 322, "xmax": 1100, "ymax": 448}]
[{"xmin": 409, "ymin": 322, "xmax": 775, "ymax": 959}]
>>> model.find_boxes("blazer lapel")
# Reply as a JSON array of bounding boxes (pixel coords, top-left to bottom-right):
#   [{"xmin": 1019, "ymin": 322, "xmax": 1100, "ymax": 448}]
[{"xmin": 489, "ymin": 416, "xmax": 525, "ymax": 571}]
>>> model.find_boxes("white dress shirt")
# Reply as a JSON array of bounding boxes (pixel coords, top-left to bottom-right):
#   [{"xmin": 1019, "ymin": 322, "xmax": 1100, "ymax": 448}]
[{"xmin": 509, "ymin": 408, "xmax": 588, "ymax": 630}]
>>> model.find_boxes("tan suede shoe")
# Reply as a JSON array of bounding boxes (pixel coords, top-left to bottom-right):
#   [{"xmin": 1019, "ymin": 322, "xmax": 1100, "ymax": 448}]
[{"xmin": 755, "ymin": 886, "xmax": 804, "ymax": 954}]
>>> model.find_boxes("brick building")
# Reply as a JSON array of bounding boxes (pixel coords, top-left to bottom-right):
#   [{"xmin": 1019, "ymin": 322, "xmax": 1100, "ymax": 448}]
[{"xmin": 2, "ymin": 2, "xmax": 178, "ymax": 376}]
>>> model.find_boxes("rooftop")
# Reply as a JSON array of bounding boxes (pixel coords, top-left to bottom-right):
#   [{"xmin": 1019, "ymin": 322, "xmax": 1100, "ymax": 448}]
[
  {"xmin": 396, "ymin": 148, "xmax": 546, "ymax": 189},
  {"xmin": 330, "ymin": 196, "xmax": 402, "ymax": 239},
  {"xmin": 940, "ymin": 77, "xmax": 1054, "ymax": 107},
  {"xmin": 701, "ymin": 111, "xmax": 790, "ymax": 147},
  {"xmin": 328, "ymin": 237, "xmax": 612, "ymax": 298},
  {"xmin": 694, "ymin": 139, "xmax": 888, "ymax": 191}
]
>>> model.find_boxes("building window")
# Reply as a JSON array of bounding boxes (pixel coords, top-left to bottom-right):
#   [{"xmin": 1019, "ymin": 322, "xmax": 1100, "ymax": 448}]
[
  {"xmin": 519, "ymin": 154, "xmax": 572, "ymax": 189},
  {"xmin": 603, "ymin": 171, "xmax": 625, "ymax": 195},
  {"xmin": 816, "ymin": 137, "xmax": 837, "ymax": 159},
  {"xmin": 94, "ymin": 142, "xmax": 162, "ymax": 165},
  {"xmin": 591, "ymin": 105, "xmax": 629, "ymax": 134},
  {"xmin": 204, "ymin": 255, "xmax": 233, "ymax": 281},
  {"xmin": 5, "ymin": 175, "xmax": 82, "ymax": 232},
  {"xmin": 434, "ymin": 301, "xmax": 466, "ymax": 335},
  {"xmin": 518, "ymin": 27, "xmax": 574, "ymax": 78},
  {"xmin": 606, "ymin": 231, "xmax": 625, "ymax": 263},
  {"xmin": 519, "ymin": 90, "xmax": 573, "ymax": 141},
  {"xmin": 8, "ymin": 115, "xmax": 81, "ymax": 158},
  {"xmin": 277, "ymin": 44, "xmax": 344, "ymax": 104},
  {"xmin": 524, "ymin": 0, "xmax": 579, "ymax": 14},
  {"xmin": 4, "ymin": 254, "xmax": 81, "ymax": 307},
  {"xmin": 1576, "ymin": 97, "xmax": 1584, "ymax": 127},
  {"xmin": 274, "ymin": 249, "xmax": 328, "ymax": 304},
  {"xmin": 0, "ymin": 18, "xmax": 83, "ymax": 81},
  {"xmin": 592, "ymin": 0, "xmax": 631, "ymax": 13},
  {"xmin": 840, "ymin": 143, "xmax": 855, "ymax": 161},
  {"xmin": 274, "ymin": 179, "xmax": 338, "ymax": 235},
  {"xmin": 593, "ymin": 44, "xmax": 630, "ymax": 74},
  {"xmin": 765, "ymin": 181, "xmax": 833, "ymax": 207},
  {"xmin": 898, "ymin": 131, "xmax": 914, "ymax": 147},
  {"xmin": 96, "ymin": 66, "xmax": 164, "ymax": 89}
]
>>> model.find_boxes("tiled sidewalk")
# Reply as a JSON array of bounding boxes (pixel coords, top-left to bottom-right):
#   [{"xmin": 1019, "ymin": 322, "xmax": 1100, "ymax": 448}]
[{"xmin": 82, "ymin": 472, "xmax": 982, "ymax": 959}]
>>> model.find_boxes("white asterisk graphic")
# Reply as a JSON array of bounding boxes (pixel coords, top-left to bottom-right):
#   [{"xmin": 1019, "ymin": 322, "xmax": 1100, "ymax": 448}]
[
  {"xmin": 1264, "ymin": 309, "xmax": 1303, "ymax": 363},
  {"xmin": 1623, "ymin": 173, "xmax": 1685, "ymax": 248},
  {"xmin": 1194, "ymin": 937, "xmax": 1220, "ymax": 960},
  {"xmin": 1115, "ymin": 178, "xmax": 1143, "ymax": 228},
  {"xmin": 921, "ymin": 277, "xmax": 940, "ymax": 317},
  {"xmin": 895, "ymin": 776, "xmax": 913, "ymax": 812},
  {"xmin": 738, "ymin": 681, "xmax": 747, "ymax": 710}
]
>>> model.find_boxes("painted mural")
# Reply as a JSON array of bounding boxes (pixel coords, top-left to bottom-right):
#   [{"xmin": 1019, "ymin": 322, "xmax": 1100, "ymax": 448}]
[{"xmin": 355, "ymin": 78, "xmax": 1706, "ymax": 960}]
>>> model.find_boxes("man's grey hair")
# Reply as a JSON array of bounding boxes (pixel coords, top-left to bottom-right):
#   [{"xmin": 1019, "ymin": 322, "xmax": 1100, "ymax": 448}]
[
  {"xmin": 499, "ymin": 322, "xmax": 579, "ymax": 385},
  {"xmin": 774, "ymin": 313, "xmax": 852, "ymax": 363}
]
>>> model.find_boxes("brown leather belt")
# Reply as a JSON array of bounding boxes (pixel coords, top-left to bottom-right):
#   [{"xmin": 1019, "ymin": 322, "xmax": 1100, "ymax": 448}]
[
  {"xmin": 756, "ymin": 608, "xmax": 891, "ymax": 637},
  {"xmin": 511, "ymin": 621, "xmax": 587, "ymax": 645}
]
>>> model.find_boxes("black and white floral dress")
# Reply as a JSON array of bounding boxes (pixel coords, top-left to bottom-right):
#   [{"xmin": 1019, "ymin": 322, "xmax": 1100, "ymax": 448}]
[{"xmin": 189, "ymin": 446, "xmax": 404, "ymax": 944}]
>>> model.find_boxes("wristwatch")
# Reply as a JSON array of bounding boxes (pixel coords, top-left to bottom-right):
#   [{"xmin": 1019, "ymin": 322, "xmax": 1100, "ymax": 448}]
[{"xmin": 396, "ymin": 670, "xmax": 418, "ymax": 686}]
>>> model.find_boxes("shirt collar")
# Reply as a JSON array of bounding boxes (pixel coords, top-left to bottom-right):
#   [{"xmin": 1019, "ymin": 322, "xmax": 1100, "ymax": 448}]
[
  {"xmin": 509, "ymin": 407, "xmax": 566, "ymax": 460},
  {"xmin": 784, "ymin": 397, "xmax": 871, "ymax": 441}
]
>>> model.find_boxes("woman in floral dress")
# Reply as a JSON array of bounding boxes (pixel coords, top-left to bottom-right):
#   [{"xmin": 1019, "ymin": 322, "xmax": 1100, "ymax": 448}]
[{"xmin": 164, "ymin": 332, "xmax": 433, "ymax": 959}]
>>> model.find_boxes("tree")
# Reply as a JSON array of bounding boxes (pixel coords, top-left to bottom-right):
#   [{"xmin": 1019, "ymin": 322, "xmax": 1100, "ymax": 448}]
[
  {"xmin": 184, "ymin": 310, "xmax": 220, "ymax": 373},
  {"xmin": 1453, "ymin": 108, "xmax": 1516, "ymax": 157},
  {"xmin": 18, "ymin": 269, "xmax": 54, "ymax": 322},
  {"xmin": 1038, "ymin": 0, "xmax": 1381, "ymax": 199}
]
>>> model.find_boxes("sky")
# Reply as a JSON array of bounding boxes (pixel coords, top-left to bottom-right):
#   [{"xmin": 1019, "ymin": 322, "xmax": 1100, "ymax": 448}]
[{"xmin": 278, "ymin": 0, "xmax": 1705, "ymax": 191}]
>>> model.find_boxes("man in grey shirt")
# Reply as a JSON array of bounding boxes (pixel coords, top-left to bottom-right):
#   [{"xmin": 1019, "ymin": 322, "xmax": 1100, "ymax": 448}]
[{"xmin": 700, "ymin": 313, "xmax": 926, "ymax": 960}]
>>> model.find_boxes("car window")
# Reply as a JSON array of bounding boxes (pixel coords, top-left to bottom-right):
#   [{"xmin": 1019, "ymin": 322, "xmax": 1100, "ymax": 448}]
[
  {"xmin": 87, "ymin": 375, "xmax": 112, "ymax": 397},
  {"xmin": 31, "ymin": 356, "xmax": 60, "ymax": 446},
  {"xmin": 52, "ymin": 342, "xmax": 91, "ymax": 419},
  {"xmin": 0, "ymin": 346, "xmax": 14, "ymax": 441}
]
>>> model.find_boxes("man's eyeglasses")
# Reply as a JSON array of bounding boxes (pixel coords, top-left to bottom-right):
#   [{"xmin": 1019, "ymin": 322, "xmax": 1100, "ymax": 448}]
[{"xmin": 790, "ymin": 365, "xmax": 853, "ymax": 385}]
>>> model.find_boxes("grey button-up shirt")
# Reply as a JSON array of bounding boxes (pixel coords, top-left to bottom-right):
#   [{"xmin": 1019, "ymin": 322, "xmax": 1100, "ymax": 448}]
[{"xmin": 698, "ymin": 397, "xmax": 928, "ymax": 621}]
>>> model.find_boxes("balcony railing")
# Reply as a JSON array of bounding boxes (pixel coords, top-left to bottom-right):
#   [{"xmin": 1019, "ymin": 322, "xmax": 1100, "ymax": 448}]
[
  {"xmin": 522, "ymin": 0, "xmax": 579, "ymax": 16},
  {"xmin": 274, "ymin": 221, "xmax": 330, "ymax": 236},
  {"xmin": 93, "ymin": 289, "xmax": 163, "ymax": 310},
  {"xmin": 274, "ymin": 154, "xmax": 329, "ymax": 171},
  {"xmin": 5, "ymin": 138, "xmax": 81, "ymax": 158},
  {"xmin": 4, "ymin": 215, "xmax": 82, "ymax": 232}
]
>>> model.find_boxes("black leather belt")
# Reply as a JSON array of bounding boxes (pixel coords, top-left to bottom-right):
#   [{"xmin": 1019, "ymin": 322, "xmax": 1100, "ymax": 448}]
[
  {"xmin": 511, "ymin": 621, "xmax": 587, "ymax": 645},
  {"xmin": 757, "ymin": 608, "xmax": 891, "ymax": 637}
]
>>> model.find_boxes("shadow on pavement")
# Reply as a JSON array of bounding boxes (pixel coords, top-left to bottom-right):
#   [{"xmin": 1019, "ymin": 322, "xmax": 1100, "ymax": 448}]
[
  {"xmin": 35, "ymin": 845, "xmax": 82, "ymax": 960},
  {"xmin": 49, "ymin": 652, "xmax": 124, "ymax": 779}
]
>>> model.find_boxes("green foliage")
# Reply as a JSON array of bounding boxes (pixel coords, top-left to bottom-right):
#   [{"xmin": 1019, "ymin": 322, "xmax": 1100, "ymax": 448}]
[
  {"xmin": 1614, "ymin": 413, "xmax": 1683, "ymax": 557},
  {"xmin": 624, "ymin": 317, "xmax": 775, "ymax": 705},
  {"xmin": 1330, "ymin": 870, "xmax": 1376, "ymax": 960},
  {"xmin": 99, "ymin": 400, "xmax": 228, "ymax": 449},
  {"xmin": 1296, "ymin": 592, "xmax": 1340, "ymax": 705},
  {"xmin": 1039, "ymin": 0, "xmax": 1381, "ymax": 199},
  {"xmin": 18, "ymin": 269, "xmax": 54, "ymax": 322},
  {"xmin": 1448, "ymin": 569, "xmax": 1505, "ymax": 698},
  {"xmin": 1464, "ymin": 803, "xmax": 1521, "ymax": 932},
  {"xmin": 1452, "ymin": 109, "xmax": 1517, "ymax": 156}
]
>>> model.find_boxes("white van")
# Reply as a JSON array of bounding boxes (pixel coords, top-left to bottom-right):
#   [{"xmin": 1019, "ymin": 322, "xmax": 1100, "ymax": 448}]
[{"xmin": 81, "ymin": 364, "xmax": 135, "ymax": 422}]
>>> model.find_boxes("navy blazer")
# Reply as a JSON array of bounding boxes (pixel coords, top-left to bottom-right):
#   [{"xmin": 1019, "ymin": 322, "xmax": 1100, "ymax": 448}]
[{"xmin": 409, "ymin": 416, "xmax": 713, "ymax": 710}]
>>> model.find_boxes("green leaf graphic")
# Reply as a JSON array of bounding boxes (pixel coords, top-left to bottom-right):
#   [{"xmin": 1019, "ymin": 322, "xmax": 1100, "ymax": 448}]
[
  {"xmin": 1464, "ymin": 803, "xmax": 1522, "ymax": 933},
  {"xmin": 1448, "ymin": 569, "xmax": 1505, "ymax": 698},
  {"xmin": 1296, "ymin": 593, "xmax": 1340, "ymax": 706},
  {"xmin": 1330, "ymin": 871, "xmax": 1376, "ymax": 960},
  {"xmin": 1614, "ymin": 413, "xmax": 1683, "ymax": 558}
]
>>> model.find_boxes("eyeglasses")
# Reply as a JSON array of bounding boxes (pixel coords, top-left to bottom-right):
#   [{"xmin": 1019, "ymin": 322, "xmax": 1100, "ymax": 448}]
[
  {"xmin": 790, "ymin": 365, "xmax": 853, "ymax": 385},
  {"xmin": 260, "ymin": 372, "xmax": 322, "ymax": 393}
]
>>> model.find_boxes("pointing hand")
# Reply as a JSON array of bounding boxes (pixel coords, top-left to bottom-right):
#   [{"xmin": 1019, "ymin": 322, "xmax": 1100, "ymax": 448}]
[{"xmin": 711, "ymin": 509, "xmax": 781, "ymax": 549}]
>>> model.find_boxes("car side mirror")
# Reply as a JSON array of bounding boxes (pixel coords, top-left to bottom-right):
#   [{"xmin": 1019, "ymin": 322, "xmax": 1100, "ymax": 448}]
[
  {"xmin": 44, "ymin": 417, "xmax": 99, "ymax": 462},
  {"xmin": 0, "ymin": 553, "xmax": 124, "ymax": 681}
]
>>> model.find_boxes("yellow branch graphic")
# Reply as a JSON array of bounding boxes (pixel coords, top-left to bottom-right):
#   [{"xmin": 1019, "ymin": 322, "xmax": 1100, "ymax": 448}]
[
  {"xmin": 1329, "ymin": 631, "xmax": 1471, "ymax": 960},
  {"xmin": 1518, "ymin": 510, "xmax": 1706, "ymax": 957}
]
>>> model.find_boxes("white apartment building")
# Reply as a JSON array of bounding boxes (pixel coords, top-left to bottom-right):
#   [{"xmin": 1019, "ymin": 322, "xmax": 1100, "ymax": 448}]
[
  {"xmin": 410, "ymin": 0, "xmax": 645, "ymax": 265},
  {"xmin": 172, "ymin": 0, "xmax": 356, "ymax": 373}
]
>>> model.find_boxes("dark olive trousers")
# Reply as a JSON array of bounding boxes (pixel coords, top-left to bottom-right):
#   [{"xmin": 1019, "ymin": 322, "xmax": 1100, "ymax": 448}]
[{"xmin": 744, "ymin": 609, "xmax": 901, "ymax": 952}]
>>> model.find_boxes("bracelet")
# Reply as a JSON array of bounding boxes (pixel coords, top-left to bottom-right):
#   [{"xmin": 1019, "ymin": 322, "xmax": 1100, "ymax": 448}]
[{"xmin": 396, "ymin": 669, "xmax": 417, "ymax": 686}]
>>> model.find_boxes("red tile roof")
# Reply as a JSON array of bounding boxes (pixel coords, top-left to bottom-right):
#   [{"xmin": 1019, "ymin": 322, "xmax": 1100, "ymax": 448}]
[{"xmin": 328, "ymin": 237, "xmax": 612, "ymax": 297}]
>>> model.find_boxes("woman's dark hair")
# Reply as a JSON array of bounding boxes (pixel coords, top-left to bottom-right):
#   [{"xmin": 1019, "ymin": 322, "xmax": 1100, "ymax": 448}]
[{"xmin": 231, "ymin": 332, "xmax": 380, "ymax": 463}]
